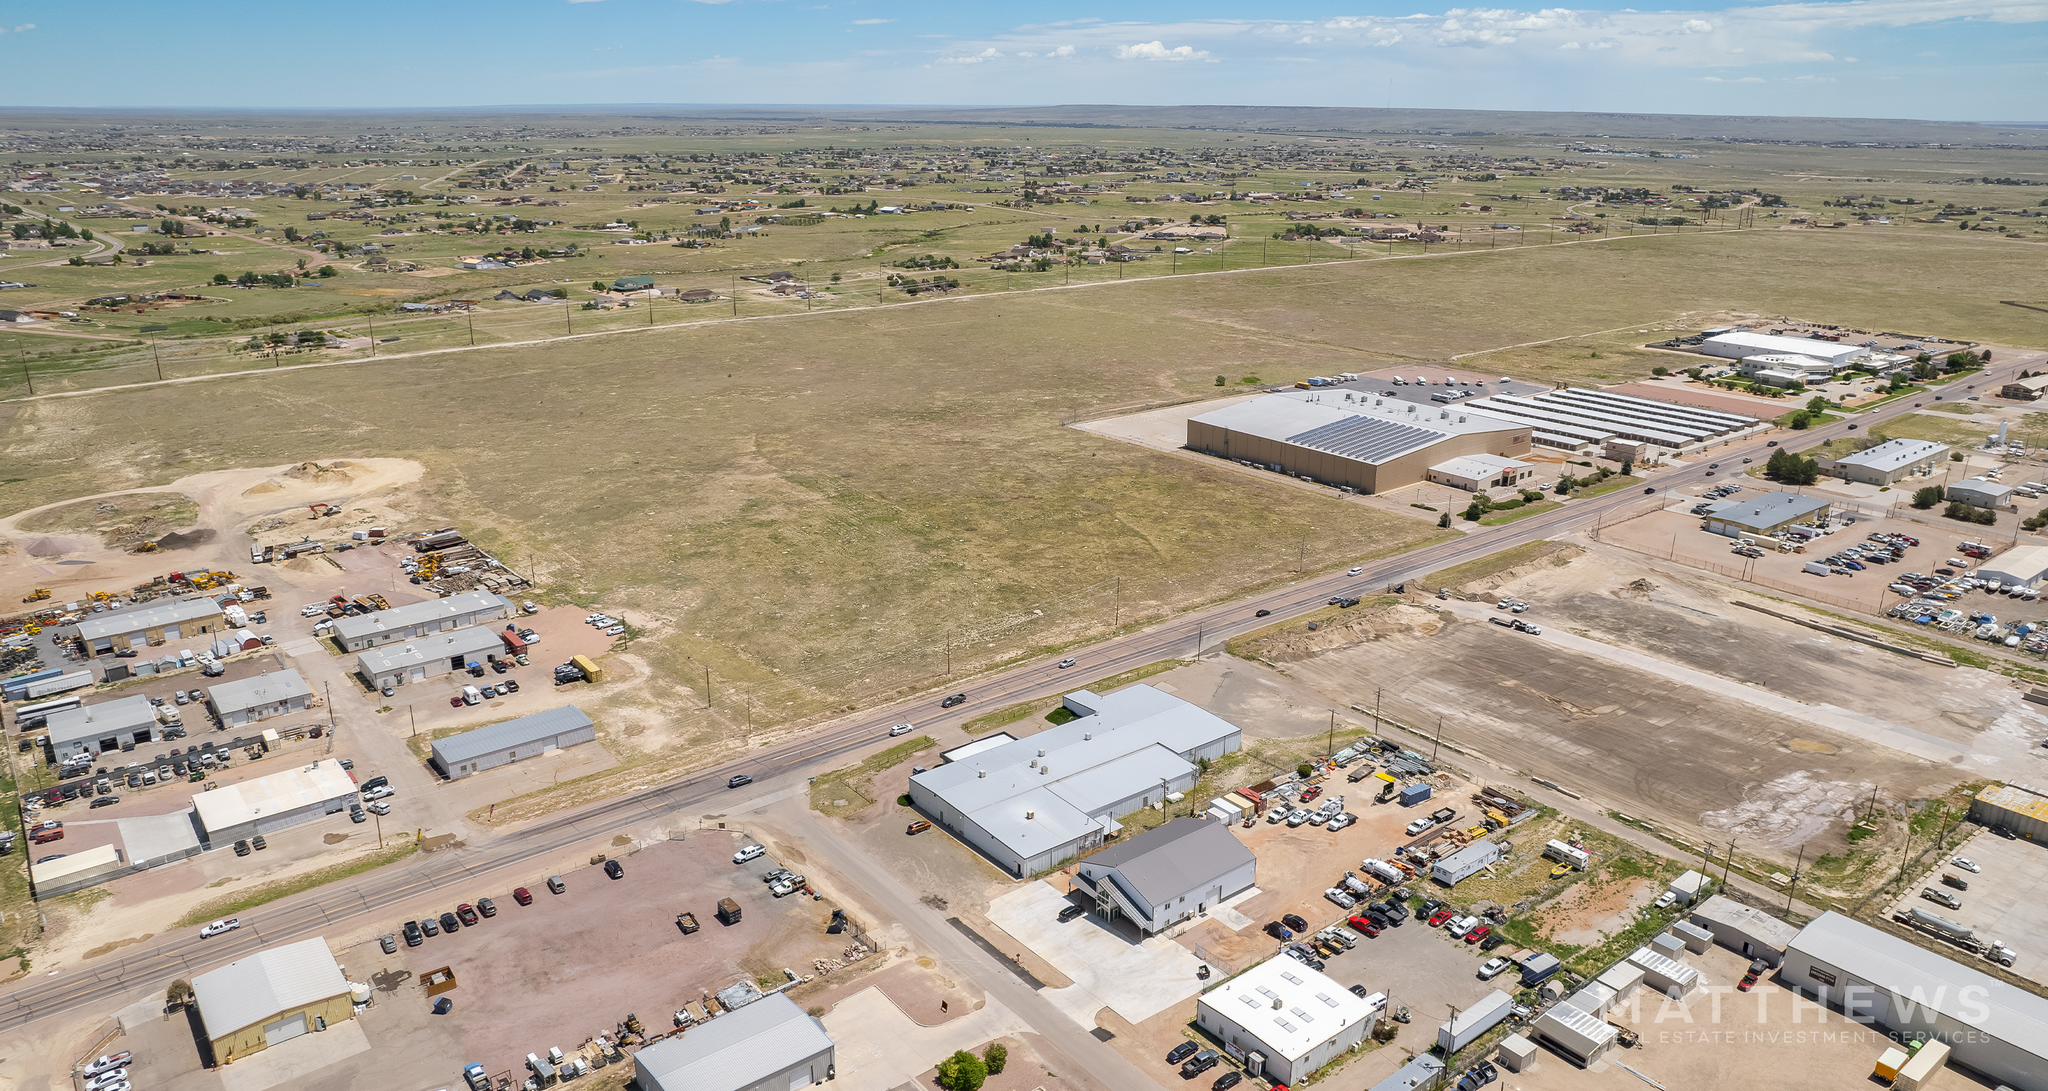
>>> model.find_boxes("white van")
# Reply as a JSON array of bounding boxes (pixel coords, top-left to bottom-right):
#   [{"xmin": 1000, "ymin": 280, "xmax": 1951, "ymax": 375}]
[
  {"xmin": 1358, "ymin": 991, "xmax": 1388, "ymax": 1017},
  {"xmin": 1803, "ymin": 561, "xmax": 1831, "ymax": 577},
  {"xmin": 461, "ymin": 685, "xmax": 483, "ymax": 706}
]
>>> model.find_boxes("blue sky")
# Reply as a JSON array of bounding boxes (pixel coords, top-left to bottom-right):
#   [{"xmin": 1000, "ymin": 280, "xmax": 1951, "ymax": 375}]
[{"xmin": 0, "ymin": 0, "xmax": 2041, "ymax": 121}]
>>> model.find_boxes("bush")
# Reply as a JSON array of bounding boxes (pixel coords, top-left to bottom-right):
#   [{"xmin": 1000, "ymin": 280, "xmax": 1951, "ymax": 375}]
[
  {"xmin": 1297, "ymin": 763, "xmax": 1315, "ymax": 779},
  {"xmin": 936, "ymin": 1051, "xmax": 987, "ymax": 1091},
  {"xmin": 1945, "ymin": 501, "xmax": 1997, "ymax": 525},
  {"xmin": 1911, "ymin": 486, "xmax": 1944, "ymax": 509},
  {"xmin": 983, "ymin": 1043, "xmax": 1008, "ymax": 1075},
  {"xmin": 1651, "ymin": 366, "xmax": 1668, "ymax": 376},
  {"xmin": 1438, "ymin": 512, "xmax": 1451, "ymax": 528}
]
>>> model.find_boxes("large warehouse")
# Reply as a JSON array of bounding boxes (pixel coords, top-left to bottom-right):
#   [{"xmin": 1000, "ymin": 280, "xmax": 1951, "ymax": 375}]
[
  {"xmin": 207, "ymin": 669, "xmax": 312, "ymax": 727},
  {"xmin": 430, "ymin": 705, "xmax": 596, "ymax": 779},
  {"xmin": 1833, "ymin": 438, "xmax": 1949, "ymax": 485},
  {"xmin": 909, "ymin": 685, "xmax": 1242, "ymax": 877},
  {"xmin": 633, "ymin": 993, "xmax": 835, "ymax": 1091},
  {"xmin": 1780, "ymin": 911, "xmax": 2048, "ymax": 1090},
  {"xmin": 1701, "ymin": 492, "xmax": 1832, "ymax": 539},
  {"xmin": 354, "ymin": 625, "xmax": 508, "ymax": 690},
  {"xmin": 192, "ymin": 937, "xmax": 355, "ymax": 1062},
  {"xmin": 1975, "ymin": 545, "xmax": 2048, "ymax": 590},
  {"xmin": 1187, "ymin": 392, "xmax": 1532, "ymax": 495},
  {"xmin": 45, "ymin": 695, "xmax": 162, "ymax": 758},
  {"xmin": 74, "ymin": 597, "xmax": 226, "ymax": 658},
  {"xmin": 1696, "ymin": 331, "xmax": 1872, "ymax": 369},
  {"xmin": 1196, "ymin": 955, "xmax": 1375, "ymax": 1085},
  {"xmin": 330, "ymin": 589, "xmax": 513, "ymax": 651},
  {"xmin": 1969, "ymin": 783, "xmax": 2048, "ymax": 838},
  {"xmin": 1073, "ymin": 817, "xmax": 1256, "ymax": 935},
  {"xmin": 192, "ymin": 758, "xmax": 359, "ymax": 845}
]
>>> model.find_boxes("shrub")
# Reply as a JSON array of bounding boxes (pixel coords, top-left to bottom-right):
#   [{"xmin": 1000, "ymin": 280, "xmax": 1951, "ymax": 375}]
[
  {"xmin": 1297, "ymin": 763, "xmax": 1315, "ymax": 779},
  {"xmin": 983, "ymin": 1043, "xmax": 1008, "ymax": 1075},
  {"xmin": 1651, "ymin": 366, "xmax": 1668, "ymax": 376},
  {"xmin": 1438, "ymin": 512, "xmax": 1451, "ymax": 528},
  {"xmin": 1911, "ymin": 486, "xmax": 1944, "ymax": 509},
  {"xmin": 936, "ymin": 1051, "xmax": 987, "ymax": 1091},
  {"xmin": 168, "ymin": 979, "xmax": 194, "ymax": 1010}
]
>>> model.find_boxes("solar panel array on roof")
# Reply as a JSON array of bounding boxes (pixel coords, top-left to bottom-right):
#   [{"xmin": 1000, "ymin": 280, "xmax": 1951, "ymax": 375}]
[
  {"xmin": 1285, "ymin": 416, "xmax": 1446, "ymax": 464},
  {"xmin": 1540, "ymin": 390, "xmax": 1720, "ymax": 441},
  {"xmin": 1567, "ymin": 388, "xmax": 1756, "ymax": 429}
]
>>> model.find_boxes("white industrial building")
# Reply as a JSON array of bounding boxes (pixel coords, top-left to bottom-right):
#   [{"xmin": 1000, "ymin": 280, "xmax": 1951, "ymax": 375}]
[
  {"xmin": 30, "ymin": 844, "xmax": 126, "ymax": 898},
  {"xmin": 329, "ymin": 589, "xmax": 514, "ymax": 651},
  {"xmin": 1781, "ymin": 911, "xmax": 2048, "ymax": 1091},
  {"xmin": 1530, "ymin": 996, "xmax": 1619, "ymax": 1066},
  {"xmin": 1072, "ymin": 817, "xmax": 1256, "ymax": 935},
  {"xmin": 430, "ymin": 705, "xmax": 596, "ymax": 779},
  {"xmin": 1948, "ymin": 477, "xmax": 2014, "ymax": 508},
  {"xmin": 1737, "ymin": 353, "xmax": 1842, "ymax": 386},
  {"xmin": 1425, "ymin": 454, "xmax": 1534, "ymax": 491},
  {"xmin": 192, "ymin": 758, "xmax": 359, "ymax": 845},
  {"xmin": 1196, "ymin": 956, "xmax": 1375, "ymax": 1085},
  {"xmin": 633, "ymin": 993, "xmax": 835, "ymax": 1091},
  {"xmin": 1976, "ymin": 545, "xmax": 2048, "ymax": 589},
  {"xmin": 1697, "ymin": 331, "xmax": 1871, "ymax": 369},
  {"xmin": 74, "ymin": 596, "xmax": 227, "ymax": 658},
  {"xmin": 1687, "ymin": 896, "xmax": 1800, "ymax": 965},
  {"xmin": 45, "ymin": 695, "xmax": 163, "ymax": 758},
  {"xmin": 1833, "ymin": 438, "xmax": 1948, "ymax": 485},
  {"xmin": 354, "ymin": 625, "xmax": 509, "ymax": 690},
  {"xmin": 207, "ymin": 669, "xmax": 313, "ymax": 727},
  {"xmin": 1463, "ymin": 386, "xmax": 1762, "ymax": 458},
  {"xmin": 1186, "ymin": 391, "xmax": 1534, "ymax": 495},
  {"xmin": 1432, "ymin": 839, "xmax": 1502, "ymax": 886},
  {"xmin": 908, "ymin": 685, "xmax": 1242, "ymax": 877}
]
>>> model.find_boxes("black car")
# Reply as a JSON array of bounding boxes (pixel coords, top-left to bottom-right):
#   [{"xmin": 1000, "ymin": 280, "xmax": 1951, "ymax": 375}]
[
  {"xmin": 1264, "ymin": 921, "xmax": 1293, "ymax": 941},
  {"xmin": 502, "ymin": 679, "xmax": 519, "ymax": 693},
  {"xmin": 1282, "ymin": 913, "xmax": 1309, "ymax": 933},
  {"xmin": 1180, "ymin": 1051, "xmax": 1219, "ymax": 1079},
  {"xmin": 89, "ymin": 796, "xmax": 118, "ymax": 809},
  {"xmin": 1350, "ymin": 984, "xmax": 1370, "ymax": 998},
  {"xmin": 1213, "ymin": 1072, "xmax": 1242, "ymax": 1091},
  {"xmin": 439, "ymin": 911, "xmax": 461, "ymax": 933},
  {"xmin": 1167, "ymin": 1042, "xmax": 1201, "ymax": 1066},
  {"xmin": 1363, "ymin": 906, "xmax": 1391, "ymax": 928},
  {"xmin": 251, "ymin": 834, "xmax": 267, "ymax": 850},
  {"xmin": 360, "ymin": 775, "xmax": 389, "ymax": 793},
  {"xmin": 1254, "ymin": 609, "xmax": 1271, "ymax": 617},
  {"xmin": 604, "ymin": 859, "xmax": 624, "ymax": 879},
  {"xmin": 1479, "ymin": 933, "xmax": 1507, "ymax": 951},
  {"xmin": 421, "ymin": 916, "xmax": 440, "ymax": 937},
  {"xmin": 403, "ymin": 920, "xmax": 424, "ymax": 946},
  {"xmin": 940, "ymin": 693, "xmax": 968, "ymax": 709},
  {"xmin": 233, "ymin": 839, "xmax": 251, "ymax": 856},
  {"xmin": 1058, "ymin": 904, "xmax": 1086, "ymax": 923},
  {"xmin": 1305, "ymin": 958, "xmax": 1326, "ymax": 972},
  {"xmin": 727, "ymin": 774, "xmax": 753, "ymax": 789}
]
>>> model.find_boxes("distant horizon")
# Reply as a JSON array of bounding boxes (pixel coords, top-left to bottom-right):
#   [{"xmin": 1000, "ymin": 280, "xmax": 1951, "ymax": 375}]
[{"xmin": 0, "ymin": 1, "xmax": 2041, "ymax": 122}]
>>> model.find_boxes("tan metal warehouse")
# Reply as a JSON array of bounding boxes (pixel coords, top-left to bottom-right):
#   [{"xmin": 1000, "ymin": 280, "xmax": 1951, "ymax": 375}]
[
  {"xmin": 74, "ymin": 597, "xmax": 226, "ymax": 658},
  {"xmin": 193, "ymin": 937, "xmax": 355, "ymax": 1062},
  {"xmin": 1187, "ymin": 393, "xmax": 1531, "ymax": 495}
]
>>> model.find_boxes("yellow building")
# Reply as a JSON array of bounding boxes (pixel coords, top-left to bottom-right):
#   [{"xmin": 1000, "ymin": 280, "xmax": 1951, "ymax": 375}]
[{"xmin": 193, "ymin": 938, "xmax": 355, "ymax": 1062}]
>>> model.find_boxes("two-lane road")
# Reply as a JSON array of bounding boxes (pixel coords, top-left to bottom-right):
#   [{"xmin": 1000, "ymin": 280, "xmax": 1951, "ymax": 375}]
[{"xmin": 2, "ymin": 352, "xmax": 2034, "ymax": 1036}]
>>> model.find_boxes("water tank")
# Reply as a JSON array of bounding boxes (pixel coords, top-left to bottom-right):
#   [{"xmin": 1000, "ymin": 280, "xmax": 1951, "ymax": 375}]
[{"xmin": 350, "ymin": 981, "xmax": 371, "ymax": 1003}]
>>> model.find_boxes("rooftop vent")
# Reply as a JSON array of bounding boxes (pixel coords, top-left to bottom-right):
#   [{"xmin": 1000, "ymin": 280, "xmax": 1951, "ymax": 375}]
[
  {"xmin": 1026, "ymin": 810, "xmax": 1035, "ymax": 819},
  {"xmin": 978, "ymin": 769, "xmax": 987, "ymax": 778}
]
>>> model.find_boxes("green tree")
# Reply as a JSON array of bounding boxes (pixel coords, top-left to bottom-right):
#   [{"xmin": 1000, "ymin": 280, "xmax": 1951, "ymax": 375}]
[
  {"xmin": 1912, "ymin": 486, "xmax": 1945, "ymax": 509},
  {"xmin": 591, "ymin": 280, "xmax": 608, "ymax": 292},
  {"xmin": 1463, "ymin": 493, "xmax": 1494, "ymax": 521},
  {"xmin": 1788, "ymin": 412, "xmax": 1813, "ymax": 430},
  {"xmin": 935, "ymin": 1051, "xmax": 987, "ymax": 1091},
  {"xmin": 1619, "ymin": 459, "xmax": 1633, "ymax": 477},
  {"xmin": 316, "ymin": 265, "xmax": 337, "ymax": 279},
  {"xmin": 1215, "ymin": 375, "xmax": 1227, "ymax": 387},
  {"xmin": 1651, "ymin": 366, "xmax": 1668, "ymax": 376},
  {"xmin": 983, "ymin": 1044, "xmax": 1008, "ymax": 1075},
  {"xmin": 1297, "ymin": 763, "xmax": 1315, "ymax": 779},
  {"xmin": 167, "ymin": 979, "xmax": 194, "ymax": 1010},
  {"xmin": 212, "ymin": 273, "xmax": 230, "ymax": 285},
  {"xmin": 1438, "ymin": 511, "xmax": 1452, "ymax": 528},
  {"xmin": 1806, "ymin": 396, "xmax": 1829, "ymax": 413}
]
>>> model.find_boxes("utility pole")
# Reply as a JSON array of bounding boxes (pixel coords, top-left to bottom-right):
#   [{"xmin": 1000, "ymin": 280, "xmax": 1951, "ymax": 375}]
[
  {"xmin": 1787, "ymin": 844, "xmax": 1805, "ymax": 912},
  {"xmin": 1432, "ymin": 714, "xmax": 1444, "ymax": 760},
  {"xmin": 1113, "ymin": 576, "xmax": 1121, "ymax": 629},
  {"xmin": 324, "ymin": 682, "xmax": 336, "ymax": 754},
  {"xmin": 1724, "ymin": 839, "xmax": 1736, "ymax": 886},
  {"xmin": 703, "ymin": 665, "xmax": 712, "ymax": 710},
  {"xmin": 1372, "ymin": 689, "xmax": 1383, "ymax": 738},
  {"xmin": 368, "ymin": 311, "xmax": 376, "ymax": 356},
  {"xmin": 408, "ymin": 704, "xmax": 416, "ymax": 737},
  {"xmin": 374, "ymin": 811, "xmax": 384, "ymax": 849},
  {"xmin": 465, "ymin": 306, "xmax": 475, "ymax": 346},
  {"xmin": 1327, "ymin": 710, "xmax": 1335, "ymax": 760}
]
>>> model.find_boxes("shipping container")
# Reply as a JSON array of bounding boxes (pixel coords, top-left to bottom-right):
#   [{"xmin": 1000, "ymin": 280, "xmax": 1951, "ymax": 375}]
[
  {"xmin": 25, "ymin": 672, "xmax": 93, "ymax": 700},
  {"xmin": 1398, "ymin": 782, "xmax": 1432, "ymax": 806},
  {"xmin": 2, "ymin": 668, "xmax": 65, "ymax": 698}
]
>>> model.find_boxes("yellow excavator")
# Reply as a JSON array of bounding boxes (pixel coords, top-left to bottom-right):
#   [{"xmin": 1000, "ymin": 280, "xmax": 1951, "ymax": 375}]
[{"xmin": 21, "ymin": 588, "xmax": 50, "ymax": 604}]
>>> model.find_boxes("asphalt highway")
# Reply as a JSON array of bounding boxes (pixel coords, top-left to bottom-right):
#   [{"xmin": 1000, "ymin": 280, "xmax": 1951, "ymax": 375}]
[{"xmin": 4, "ymin": 351, "xmax": 2036, "ymax": 1037}]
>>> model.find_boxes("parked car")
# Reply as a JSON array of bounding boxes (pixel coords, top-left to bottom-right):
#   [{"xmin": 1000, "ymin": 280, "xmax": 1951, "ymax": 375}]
[
  {"xmin": 1058, "ymin": 904, "xmax": 1086, "ymax": 923},
  {"xmin": 251, "ymin": 834, "xmax": 267, "ymax": 850},
  {"xmin": 456, "ymin": 903, "xmax": 480, "ymax": 926},
  {"xmin": 379, "ymin": 933, "xmax": 398, "ymax": 954},
  {"xmin": 421, "ymin": 916, "xmax": 440, "ymax": 937},
  {"xmin": 1478, "ymin": 956, "xmax": 1512, "ymax": 980},
  {"xmin": 81, "ymin": 1054, "xmax": 132, "ymax": 1079},
  {"xmin": 1282, "ymin": 913, "xmax": 1310, "ymax": 932},
  {"xmin": 1213, "ymin": 1071, "xmax": 1242, "ymax": 1091},
  {"xmin": 734, "ymin": 844, "xmax": 766, "ymax": 864},
  {"xmin": 1348, "ymin": 915, "xmax": 1382, "ymax": 937},
  {"xmin": 439, "ymin": 911, "xmax": 461, "ymax": 933},
  {"xmin": 604, "ymin": 859, "xmax": 624, "ymax": 879},
  {"xmin": 1264, "ymin": 921, "xmax": 1293, "ymax": 941},
  {"xmin": 512, "ymin": 887, "xmax": 533, "ymax": 906},
  {"xmin": 1406, "ymin": 817, "xmax": 1433, "ymax": 835},
  {"xmin": 1953, "ymin": 856, "xmax": 1981, "ymax": 873},
  {"xmin": 1464, "ymin": 924, "xmax": 1492, "ymax": 945},
  {"xmin": 477, "ymin": 897, "xmax": 496, "ymax": 917},
  {"xmin": 1180, "ymin": 1051, "xmax": 1219, "ymax": 1079},
  {"xmin": 233, "ymin": 839, "xmax": 251, "ymax": 856},
  {"xmin": 1167, "ymin": 1042, "xmax": 1200, "ymax": 1066}
]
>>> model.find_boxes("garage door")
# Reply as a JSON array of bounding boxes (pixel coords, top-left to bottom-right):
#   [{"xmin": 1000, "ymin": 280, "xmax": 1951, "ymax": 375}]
[{"xmin": 263, "ymin": 1013, "xmax": 308, "ymax": 1045}]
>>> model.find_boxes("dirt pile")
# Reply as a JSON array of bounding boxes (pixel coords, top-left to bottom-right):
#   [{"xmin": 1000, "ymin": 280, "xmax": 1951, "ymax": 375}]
[
  {"xmin": 1242, "ymin": 602, "xmax": 1450, "ymax": 663},
  {"xmin": 282, "ymin": 461, "xmax": 356, "ymax": 484}
]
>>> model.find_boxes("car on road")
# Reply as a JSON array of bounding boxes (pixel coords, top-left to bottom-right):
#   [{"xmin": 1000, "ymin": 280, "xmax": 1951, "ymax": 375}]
[
  {"xmin": 1282, "ymin": 913, "xmax": 1310, "ymax": 932},
  {"xmin": 456, "ymin": 903, "xmax": 480, "ymax": 926},
  {"xmin": 734, "ymin": 844, "xmax": 766, "ymax": 864},
  {"xmin": 1478, "ymin": 956, "xmax": 1512, "ymax": 980},
  {"xmin": 888, "ymin": 723, "xmax": 914, "ymax": 736},
  {"xmin": 604, "ymin": 859, "xmax": 625, "ymax": 879},
  {"xmin": 1348, "ymin": 566, "xmax": 1364, "ymax": 576},
  {"xmin": 200, "ymin": 917, "xmax": 240, "ymax": 938},
  {"xmin": 439, "ymin": 911, "xmax": 461, "ymax": 933},
  {"xmin": 1953, "ymin": 856, "xmax": 1981, "ymax": 873},
  {"xmin": 1254, "ymin": 609, "xmax": 1271, "ymax": 617},
  {"xmin": 512, "ymin": 887, "xmax": 533, "ymax": 906},
  {"xmin": 727, "ymin": 774, "xmax": 753, "ymax": 789},
  {"xmin": 1167, "ymin": 1042, "xmax": 1200, "ymax": 1066},
  {"xmin": 1058, "ymin": 904, "xmax": 1086, "ymax": 923},
  {"xmin": 1057, "ymin": 657, "xmax": 1077, "ymax": 669},
  {"xmin": 940, "ymin": 693, "xmax": 968, "ymax": 708}
]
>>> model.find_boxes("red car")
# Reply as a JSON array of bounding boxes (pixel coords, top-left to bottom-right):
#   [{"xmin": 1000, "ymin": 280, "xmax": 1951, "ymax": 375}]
[
  {"xmin": 1347, "ymin": 915, "xmax": 1381, "ymax": 937},
  {"xmin": 1428, "ymin": 908, "xmax": 1454, "ymax": 927},
  {"xmin": 456, "ymin": 903, "xmax": 480, "ymax": 926},
  {"xmin": 449, "ymin": 696, "xmax": 465, "ymax": 708},
  {"xmin": 1300, "ymin": 786, "xmax": 1322, "ymax": 803},
  {"xmin": 1464, "ymin": 925, "xmax": 1491, "ymax": 944},
  {"xmin": 512, "ymin": 887, "xmax": 533, "ymax": 906},
  {"xmin": 1739, "ymin": 972, "xmax": 1760, "ymax": 992}
]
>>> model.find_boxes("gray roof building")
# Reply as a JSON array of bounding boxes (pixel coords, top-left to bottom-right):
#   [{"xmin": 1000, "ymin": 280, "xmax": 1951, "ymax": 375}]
[
  {"xmin": 1075, "ymin": 818, "xmax": 1256, "ymax": 934},
  {"xmin": 329, "ymin": 590, "xmax": 513, "ymax": 651},
  {"xmin": 634, "ymin": 992, "xmax": 834, "ymax": 1091},
  {"xmin": 46, "ymin": 695, "xmax": 160, "ymax": 757},
  {"xmin": 1187, "ymin": 391, "xmax": 1533, "ymax": 495},
  {"xmin": 1687, "ymin": 895, "xmax": 1800, "ymax": 965},
  {"xmin": 1703, "ymin": 491, "xmax": 1833, "ymax": 537},
  {"xmin": 1949, "ymin": 477, "xmax": 2014, "ymax": 508},
  {"xmin": 354, "ymin": 625, "xmax": 509, "ymax": 688},
  {"xmin": 73, "ymin": 596, "xmax": 226, "ymax": 657},
  {"xmin": 1834, "ymin": 438, "xmax": 1948, "ymax": 483},
  {"xmin": 431, "ymin": 705, "xmax": 597, "ymax": 778},
  {"xmin": 206, "ymin": 669, "xmax": 312, "ymax": 727}
]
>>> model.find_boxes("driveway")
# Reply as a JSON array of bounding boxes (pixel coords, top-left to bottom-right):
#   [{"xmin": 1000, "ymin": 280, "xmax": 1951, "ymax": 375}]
[
  {"xmin": 986, "ymin": 882, "xmax": 1203, "ymax": 1028},
  {"xmin": 823, "ymin": 986, "xmax": 1028, "ymax": 1091}
]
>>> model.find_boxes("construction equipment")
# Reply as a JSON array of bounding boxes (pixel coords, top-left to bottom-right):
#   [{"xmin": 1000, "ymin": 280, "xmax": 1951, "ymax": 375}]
[{"xmin": 21, "ymin": 589, "xmax": 50, "ymax": 603}]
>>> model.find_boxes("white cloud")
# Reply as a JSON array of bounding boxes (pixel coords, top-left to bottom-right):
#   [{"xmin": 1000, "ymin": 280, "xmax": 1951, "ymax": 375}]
[
  {"xmin": 1116, "ymin": 40, "xmax": 1212, "ymax": 61},
  {"xmin": 940, "ymin": 47, "xmax": 1004, "ymax": 64},
  {"xmin": 851, "ymin": 18, "xmax": 892, "ymax": 25},
  {"xmin": 6, "ymin": 22, "xmax": 36, "ymax": 31},
  {"xmin": 1679, "ymin": 18, "xmax": 1715, "ymax": 31},
  {"xmin": 1049, "ymin": 44, "xmax": 1075, "ymax": 57}
]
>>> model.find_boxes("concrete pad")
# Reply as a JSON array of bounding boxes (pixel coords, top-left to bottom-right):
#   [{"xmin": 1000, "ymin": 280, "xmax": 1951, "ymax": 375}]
[
  {"xmin": 1203, "ymin": 885, "xmax": 1261, "ymax": 932},
  {"xmin": 987, "ymin": 882, "xmax": 1203, "ymax": 1028},
  {"xmin": 216, "ymin": 1018, "xmax": 370, "ymax": 1091},
  {"xmin": 823, "ymin": 986, "xmax": 1026, "ymax": 1091}
]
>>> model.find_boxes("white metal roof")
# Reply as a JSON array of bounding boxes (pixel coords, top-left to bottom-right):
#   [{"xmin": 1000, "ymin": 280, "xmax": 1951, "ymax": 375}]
[
  {"xmin": 329, "ymin": 589, "xmax": 511, "ymax": 643},
  {"xmin": 1688, "ymin": 895, "xmax": 1799, "ymax": 947},
  {"xmin": 191, "ymin": 759, "xmax": 357, "ymax": 835},
  {"xmin": 206, "ymin": 669, "xmax": 311, "ymax": 714},
  {"xmin": 354, "ymin": 625, "xmax": 508, "ymax": 676},
  {"xmin": 635, "ymin": 992, "xmax": 833, "ymax": 1091},
  {"xmin": 911, "ymin": 685, "xmax": 1240, "ymax": 858},
  {"xmin": 1533, "ymin": 999, "xmax": 1618, "ymax": 1052},
  {"xmin": 74, "ymin": 597, "xmax": 223, "ymax": 641},
  {"xmin": 1790, "ymin": 911, "xmax": 2048, "ymax": 1054},
  {"xmin": 1190, "ymin": 392, "xmax": 1525, "ymax": 465},
  {"xmin": 1953, "ymin": 476, "xmax": 2013, "ymax": 499},
  {"xmin": 1705, "ymin": 491, "xmax": 1832, "ymax": 528},
  {"xmin": 1429, "ymin": 454, "xmax": 1529, "ymax": 480},
  {"xmin": 1704, "ymin": 332, "xmax": 1869, "ymax": 362},
  {"xmin": 1626, "ymin": 945, "xmax": 1700, "ymax": 987},
  {"xmin": 432, "ymin": 705, "xmax": 593, "ymax": 766},
  {"xmin": 29, "ymin": 843, "xmax": 121, "ymax": 886},
  {"xmin": 46, "ymin": 695, "xmax": 157, "ymax": 748},
  {"xmin": 1837, "ymin": 438, "xmax": 1948, "ymax": 473},
  {"xmin": 1201, "ymin": 955, "xmax": 1376, "ymax": 1061},
  {"xmin": 1978, "ymin": 545, "xmax": 2048, "ymax": 585},
  {"xmin": 193, "ymin": 937, "xmax": 348, "ymax": 1039}
]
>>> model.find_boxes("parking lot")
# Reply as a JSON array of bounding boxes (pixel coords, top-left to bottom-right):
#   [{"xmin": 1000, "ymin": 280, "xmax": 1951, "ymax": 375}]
[{"xmin": 1887, "ymin": 829, "xmax": 2048, "ymax": 989}]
